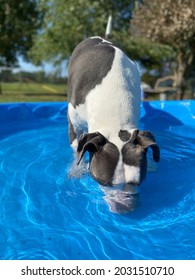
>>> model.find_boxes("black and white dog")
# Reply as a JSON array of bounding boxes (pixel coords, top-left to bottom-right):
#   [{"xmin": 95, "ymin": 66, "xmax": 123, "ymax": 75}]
[{"xmin": 67, "ymin": 37, "xmax": 160, "ymax": 196}]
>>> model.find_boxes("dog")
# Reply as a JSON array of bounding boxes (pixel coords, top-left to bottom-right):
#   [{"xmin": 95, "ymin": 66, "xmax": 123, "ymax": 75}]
[{"xmin": 67, "ymin": 36, "xmax": 160, "ymax": 211}]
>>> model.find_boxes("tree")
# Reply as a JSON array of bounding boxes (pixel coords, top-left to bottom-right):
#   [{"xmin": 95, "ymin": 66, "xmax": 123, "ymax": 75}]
[
  {"xmin": 130, "ymin": 0, "xmax": 195, "ymax": 99},
  {"xmin": 0, "ymin": 0, "xmax": 43, "ymax": 66},
  {"xmin": 30, "ymin": 0, "xmax": 136, "ymax": 65},
  {"xmin": 115, "ymin": 30, "xmax": 175, "ymax": 70}
]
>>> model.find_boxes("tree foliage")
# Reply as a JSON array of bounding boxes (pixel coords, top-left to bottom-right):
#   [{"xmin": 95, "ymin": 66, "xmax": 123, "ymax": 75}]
[
  {"xmin": 31, "ymin": 0, "xmax": 176, "ymax": 75},
  {"xmin": 0, "ymin": 0, "xmax": 43, "ymax": 66},
  {"xmin": 116, "ymin": 30, "xmax": 175, "ymax": 69},
  {"xmin": 30, "ymin": 0, "xmax": 135, "ymax": 64},
  {"xmin": 131, "ymin": 0, "xmax": 195, "ymax": 51},
  {"xmin": 130, "ymin": 0, "xmax": 195, "ymax": 98}
]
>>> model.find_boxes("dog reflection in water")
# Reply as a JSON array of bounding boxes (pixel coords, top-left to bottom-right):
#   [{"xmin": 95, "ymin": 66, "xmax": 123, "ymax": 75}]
[
  {"xmin": 100, "ymin": 184, "xmax": 139, "ymax": 214},
  {"xmin": 101, "ymin": 158, "xmax": 158, "ymax": 213},
  {"xmin": 68, "ymin": 156, "xmax": 158, "ymax": 214}
]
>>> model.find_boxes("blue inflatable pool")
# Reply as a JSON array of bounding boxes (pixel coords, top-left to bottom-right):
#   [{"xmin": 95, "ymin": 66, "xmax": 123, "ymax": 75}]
[{"xmin": 0, "ymin": 101, "xmax": 194, "ymax": 260}]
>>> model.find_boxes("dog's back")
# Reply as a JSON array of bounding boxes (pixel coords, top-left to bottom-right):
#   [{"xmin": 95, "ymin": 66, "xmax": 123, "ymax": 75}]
[
  {"xmin": 68, "ymin": 37, "xmax": 115, "ymax": 107},
  {"xmin": 68, "ymin": 36, "xmax": 141, "ymax": 140}
]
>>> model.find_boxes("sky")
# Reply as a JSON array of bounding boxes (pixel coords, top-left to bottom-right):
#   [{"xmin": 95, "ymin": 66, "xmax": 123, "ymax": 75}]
[{"xmin": 16, "ymin": 56, "xmax": 68, "ymax": 77}]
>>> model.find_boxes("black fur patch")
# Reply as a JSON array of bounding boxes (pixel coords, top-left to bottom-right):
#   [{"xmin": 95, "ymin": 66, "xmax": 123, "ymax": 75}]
[
  {"xmin": 118, "ymin": 130, "xmax": 131, "ymax": 142},
  {"xmin": 68, "ymin": 37, "xmax": 115, "ymax": 107},
  {"xmin": 90, "ymin": 141, "xmax": 119, "ymax": 186},
  {"xmin": 67, "ymin": 113, "xmax": 76, "ymax": 144}
]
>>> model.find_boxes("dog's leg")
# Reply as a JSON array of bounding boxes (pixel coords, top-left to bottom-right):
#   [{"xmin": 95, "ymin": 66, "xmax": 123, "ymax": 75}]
[
  {"xmin": 67, "ymin": 111, "xmax": 88, "ymax": 178},
  {"xmin": 67, "ymin": 113, "xmax": 78, "ymax": 151}
]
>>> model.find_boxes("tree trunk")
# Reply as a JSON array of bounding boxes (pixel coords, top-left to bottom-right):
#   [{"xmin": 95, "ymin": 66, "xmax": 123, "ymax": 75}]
[{"xmin": 173, "ymin": 53, "xmax": 186, "ymax": 100}]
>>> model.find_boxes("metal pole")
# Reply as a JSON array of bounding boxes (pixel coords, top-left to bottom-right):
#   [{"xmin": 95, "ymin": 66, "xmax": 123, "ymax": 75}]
[{"xmin": 105, "ymin": 15, "xmax": 112, "ymax": 39}]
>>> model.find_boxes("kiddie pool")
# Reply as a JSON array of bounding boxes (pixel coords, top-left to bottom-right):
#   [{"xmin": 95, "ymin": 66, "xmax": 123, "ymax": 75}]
[{"xmin": 0, "ymin": 101, "xmax": 195, "ymax": 260}]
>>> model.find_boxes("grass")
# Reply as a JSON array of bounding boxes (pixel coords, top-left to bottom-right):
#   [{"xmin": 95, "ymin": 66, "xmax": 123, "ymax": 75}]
[
  {"xmin": 0, "ymin": 82, "xmax": 67, "ymax": 103},
  {"xmin": 1, "ymin": 81, "xmax": 192, "ymax": 103}
]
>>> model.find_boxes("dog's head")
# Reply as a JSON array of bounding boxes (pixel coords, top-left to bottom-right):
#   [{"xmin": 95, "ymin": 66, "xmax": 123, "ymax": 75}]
[{"xmin": 77, "ymin": 130, "xmax": 160, "ymax": 186}]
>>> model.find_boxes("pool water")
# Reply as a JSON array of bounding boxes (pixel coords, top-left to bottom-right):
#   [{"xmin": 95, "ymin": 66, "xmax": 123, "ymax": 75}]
[{"xmin": 0, "ymin": 101, "xmax": 195, "ymax": 260}]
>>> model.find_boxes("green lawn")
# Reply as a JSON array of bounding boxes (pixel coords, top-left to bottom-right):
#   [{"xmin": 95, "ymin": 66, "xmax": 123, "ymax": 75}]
[{"xmin": 0, "ymin": 82, "xmax": 67, "ymax": 102}]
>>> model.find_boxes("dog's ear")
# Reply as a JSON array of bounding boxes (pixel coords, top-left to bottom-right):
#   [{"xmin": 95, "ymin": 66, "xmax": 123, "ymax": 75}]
[
  {"xmin": 137, "ymin": 131, "xmax": 160, "ymax": 162},
  {"xmin": 77, "ymin": 132, "xmax": 106, "ymax": 164}
]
